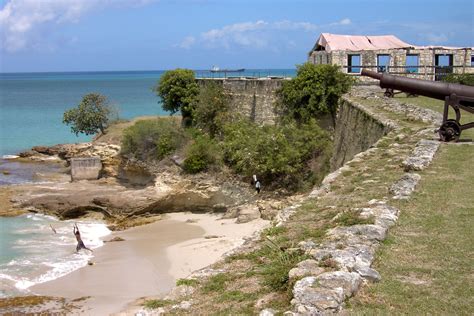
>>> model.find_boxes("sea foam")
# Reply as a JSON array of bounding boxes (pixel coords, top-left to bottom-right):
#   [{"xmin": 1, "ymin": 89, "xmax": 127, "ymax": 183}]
[{"xmin": 0, "ymin": 214, "xmax": 111, "ymax": 296}]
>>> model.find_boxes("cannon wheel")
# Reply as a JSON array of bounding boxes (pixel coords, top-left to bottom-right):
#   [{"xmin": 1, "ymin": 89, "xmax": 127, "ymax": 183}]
[
  {"xmin": 384, "ymin": 88, "xmax": 395, "ymax": 98},
  {"xmin": 438, "ymin": 119, "xmax": 461, "ymax": 142}
]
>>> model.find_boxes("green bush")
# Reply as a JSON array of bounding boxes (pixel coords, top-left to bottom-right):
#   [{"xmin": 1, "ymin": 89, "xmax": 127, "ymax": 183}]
[
  {"xmin": 121, "ymin": 118, "xmax": 186, "ymax": 161},
  {"xmin": 443, "ymin": 73, "xmax": 474, "ymax": 86},
  {"xmin": 221, "ymin": 119, "xmax": 331, "ymax": 189},
  {"xmin": 192, "ymin": 81, "xmax": 231, "ymax": 138},
  {"xmin": 278, "ymin": 63, "xmax": 354, "ymax": 126},
  {"xmin": 183, "ymin": 134, "xmax": 220, "ymax": 173},
  {"xmin": 154, "ymin": 69, "xmax": 199, "ymax": 124}
]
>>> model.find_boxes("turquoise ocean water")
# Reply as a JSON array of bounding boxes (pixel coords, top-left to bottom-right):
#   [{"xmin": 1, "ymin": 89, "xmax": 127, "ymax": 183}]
[{"xmin": 0, "ymin": 69, "xmax": 295, "ymax": 297}]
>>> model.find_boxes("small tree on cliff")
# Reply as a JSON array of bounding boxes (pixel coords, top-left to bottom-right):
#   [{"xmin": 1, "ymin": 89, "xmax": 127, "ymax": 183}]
[
  {"xmin": 63, "ymin": 93, "xmax": 114, "ymax": 136},
  {"xmin": 154, "ymin": 69, "xmax": 199, "ymax": 126},
  {"xmin": 278, "ymin": 63, "xmax": 354, "ymax": 127}
]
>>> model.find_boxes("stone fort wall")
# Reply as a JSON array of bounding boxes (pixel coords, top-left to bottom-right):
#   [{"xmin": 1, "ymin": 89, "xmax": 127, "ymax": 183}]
[{"xmin": 196, "ymin": 78, "xmax": 289, "ymax": 125}]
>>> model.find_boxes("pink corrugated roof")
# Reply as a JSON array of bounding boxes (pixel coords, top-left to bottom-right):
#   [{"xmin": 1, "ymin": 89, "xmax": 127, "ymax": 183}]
[{"xmin": 317, "ymin": 33, "xmax": 413, "ymax": 52}]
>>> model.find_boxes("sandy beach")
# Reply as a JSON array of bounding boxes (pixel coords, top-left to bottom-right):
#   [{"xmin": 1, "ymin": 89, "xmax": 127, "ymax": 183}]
[{"xmin": 31, "ymin": 212, "xmax": 269, "ymax": 315}]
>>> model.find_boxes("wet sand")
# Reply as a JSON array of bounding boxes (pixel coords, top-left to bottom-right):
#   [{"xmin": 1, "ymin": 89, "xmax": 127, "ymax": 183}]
[{"xmin": 31, "ymin": 212, "xmax": 269, "ymax": 315}]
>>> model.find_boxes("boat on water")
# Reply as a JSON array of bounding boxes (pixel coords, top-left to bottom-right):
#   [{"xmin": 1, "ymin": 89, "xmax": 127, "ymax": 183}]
[{"xmin": 210, "ymin": 66, "xmax": 245, "ymax": 73}]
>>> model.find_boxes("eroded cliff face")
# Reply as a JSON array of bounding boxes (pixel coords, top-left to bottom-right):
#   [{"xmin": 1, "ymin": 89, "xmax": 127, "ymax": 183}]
[{"xmin": 330, "ymin": 96, "xmax": 393, "ymax": 170}]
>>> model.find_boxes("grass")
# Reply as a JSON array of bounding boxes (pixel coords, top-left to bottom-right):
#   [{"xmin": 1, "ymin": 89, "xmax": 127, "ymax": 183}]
[
  {"xmin": 393, "ymin": 94, "xmax": 474, "ymax": 140},
  {"xmin": 143, "ymin": 299, "xmax": 174, "ymax": 309},
  {"xmin": 95, "ymin": 115, "xmax": 182, "ymax": 145},
  {"xmin": 348, "ymin": 144, "xmax": 474, "ymax": 315},
  {"xmin": 201, "ymin": 274, "xmax": 230, "ymax": 293},
  {"xmin": 176, "ymin": 278, "xmax": 199, "ymax": 287}
]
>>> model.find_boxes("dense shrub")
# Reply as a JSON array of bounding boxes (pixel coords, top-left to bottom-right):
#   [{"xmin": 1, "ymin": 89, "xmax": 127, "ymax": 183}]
[
  {"xmin": 183, "ymin": 134, "xmax": 220, "ymax": 173},
  {"xmin": 278, "ymin": 63, "xmax": 354, "ymax": 126},
  {"xmin": 221, "ymin": 119, "xmax": 331, "ymax": 189},
  {"xmin": 121, "ymin": 118, "xmax": 186, "ymax": 161},
  {"xmin": 443, "ymin": 73, "xmax": 474, "ymax": 86},
  {"xmin": 192, "ymin": 81, "xmax": 231, "ymax": 138}
]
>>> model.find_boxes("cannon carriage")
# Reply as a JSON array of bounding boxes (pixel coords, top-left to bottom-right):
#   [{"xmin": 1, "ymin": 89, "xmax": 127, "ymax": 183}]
[{"xmin": 361, "ymin": 69, "xmax": 474, "ymax": 142}]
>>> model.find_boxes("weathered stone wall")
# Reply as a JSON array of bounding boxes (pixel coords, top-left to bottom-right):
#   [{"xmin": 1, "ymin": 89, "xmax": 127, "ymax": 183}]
[
  {"xmin": 330, "ymin": 97, "xmax": 392, "ymax": 170},
  {"xmin": 197, "ymin": 78, "xmax": 288, "ymax": 125}
]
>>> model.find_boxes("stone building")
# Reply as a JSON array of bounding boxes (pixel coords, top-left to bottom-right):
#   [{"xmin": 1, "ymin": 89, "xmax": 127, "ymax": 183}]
[{"xmin": 308, "ymin": 33, "xmax": 474, "ymax": 81}]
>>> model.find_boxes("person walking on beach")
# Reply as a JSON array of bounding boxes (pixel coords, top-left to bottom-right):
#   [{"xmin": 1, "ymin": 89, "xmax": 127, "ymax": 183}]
[{"xmin": 73, "ymin": 223, "xmax": 93, "ymax": 252}]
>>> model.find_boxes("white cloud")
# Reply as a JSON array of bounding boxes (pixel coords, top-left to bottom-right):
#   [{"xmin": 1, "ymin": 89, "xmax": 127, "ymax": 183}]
[
  {"xmin": 0, "ymin": 0, "xmax": 156, "ymax": 52},
  {"xmin": 338, "ymin": 18, "xmax": 351, "ymax": 25},
  {"xmin": 329, "ymin": 18, "xmax": 351, "ymax": 26},
  {"xmin": 181, "ymin": 19, "xmax": 325, "ymax": 50},
  {"xmin": 179, "ymin": 36, "xmax": 196, "ymax": 49},
  {"xmin": 425, "ymin": 33, "xmax": 448, "ymax": 44}
]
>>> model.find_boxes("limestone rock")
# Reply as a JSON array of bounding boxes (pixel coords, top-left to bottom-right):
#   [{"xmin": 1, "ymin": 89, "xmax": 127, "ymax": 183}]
[
  {"xmin": 359, "ymin": 204, "xmax": 399, "ymax": 228},
  {"xmin": 316, "ymin": 271, "xmax": 362, "ymax": 298},
  {"xmin": 171, "ymin": 300, "xmax": 192, "ymax": 310},
  {"xmin": 236, "ymin": 205, "xmax": 261, "ymax": 223},
  {"xmin": 257, "ymin": 201, "xmax": 279, "ymax": 220},
  {"xmin": 259, "ymin": 308, "xmax": 277, "ymax": 316},
  {"xmin": 289, "ymin": 259, "xmax": 325, "ymax": 280},
  {"xmin": 165, "ymin": 285, "xmax": 195, "ymax": 300},
  {"xmin": 298, "ymin": 240, "xmax": 318, "ymax": 252},
  {"xmin": 389, "ymin": 173, "xmax": 421, "ymax": 199},
  {"xmin": 328, "ymin": 224, "xmax": 387, "ymax": 242},
  {"xmin": 291, "ymin": 276, "xmax": 343, "ymax": 312},
  {"xmin": 402, "ymin": 139, "xmax": 439, "ymax": 171},
  {"xmin": 353, "ymin": 266, "xmax": 381, "ymax": 282}
]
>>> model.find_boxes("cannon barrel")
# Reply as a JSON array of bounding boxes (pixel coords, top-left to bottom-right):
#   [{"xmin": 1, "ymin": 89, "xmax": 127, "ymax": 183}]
[{"xmin": 361, "ymin": 69, "xmax": 474, "ymax": 105}]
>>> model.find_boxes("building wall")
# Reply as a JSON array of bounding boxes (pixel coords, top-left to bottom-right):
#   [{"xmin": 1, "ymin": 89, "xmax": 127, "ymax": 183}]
[{"xmin": 309, "ymin": 47, "xmax": 474, "ymax": 81}]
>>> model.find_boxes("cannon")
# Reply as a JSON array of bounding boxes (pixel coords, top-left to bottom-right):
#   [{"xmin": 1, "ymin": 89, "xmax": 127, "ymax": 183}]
[{"xmin": 361, "ymin": 69, "xmax": 474, "ymax": 142}]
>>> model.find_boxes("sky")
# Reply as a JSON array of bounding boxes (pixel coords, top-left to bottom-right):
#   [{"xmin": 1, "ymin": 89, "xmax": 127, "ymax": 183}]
[{"xmin": 0, "ymin": 0, "xmax": 473, "ymax": 72}]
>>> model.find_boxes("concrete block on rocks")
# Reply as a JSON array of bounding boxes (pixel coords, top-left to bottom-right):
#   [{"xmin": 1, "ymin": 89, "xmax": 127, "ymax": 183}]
[{"xmin": 70, "ymin": 157, "xmax": 102, "ymax": 181}]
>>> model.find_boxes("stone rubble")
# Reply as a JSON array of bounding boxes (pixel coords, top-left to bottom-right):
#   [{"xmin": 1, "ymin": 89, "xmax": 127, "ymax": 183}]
[
  {"xmin": 389, "ymin": 173, "xmax": 422, "ymax": 199},
  {"xmin": 402, "ymin": 139, "xmax": 440, "ymax": 171}
]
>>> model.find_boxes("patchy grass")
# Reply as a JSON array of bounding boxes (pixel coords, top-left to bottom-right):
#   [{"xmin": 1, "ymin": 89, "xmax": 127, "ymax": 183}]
[
  {"xmin": 176, "ymin": 278, "xmax": 199, "ymax": 287},
  {"xmin": 143, "ymin": 299, "xmax": 174, "ymax": 309},
  {"xmin": 348, "ymin": 144, "xmax": 474, "ymax": 315},
  {"xmin": 95, "ymin": 115, "xmax": 181, "ymax": 145},
  {"xmin": 334, "ymin": 211, "xmax": 374, "ymax": 226},
  {"xmin": 0, "ymin": 296, "xmax": 57, "ymax": 309},
  {"xmin": 394, "ymin": 94, "xmax": 474, "ymax": 140},
  {"xmin": 202, "ymin": 273, "xmax": 230, "ymax": 293}
]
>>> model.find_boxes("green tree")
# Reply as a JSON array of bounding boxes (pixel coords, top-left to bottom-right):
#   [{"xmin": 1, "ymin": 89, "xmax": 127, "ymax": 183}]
[
  {"xmin": 278, "ymin": 63, "xmax": 354, "ymax": 127},
  {"xmin": 192, "ymin": 81, "xmax": 231, "ymax": 138},
  {"xmin": 63, "ymin": 93, "xmax": 114, "ymax": 136},
  {"xmin": 154, "ymin": 69, "xmax": 199, "ymax": 125}
]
